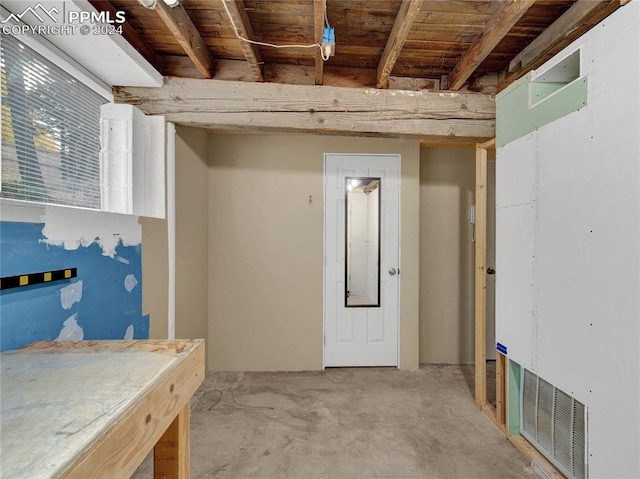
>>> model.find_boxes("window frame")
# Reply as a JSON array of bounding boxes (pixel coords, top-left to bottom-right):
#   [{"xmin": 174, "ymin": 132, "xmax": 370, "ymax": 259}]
[{"xmin": 1, "ymin": 19, "xmax": 113, "ymax": 210}]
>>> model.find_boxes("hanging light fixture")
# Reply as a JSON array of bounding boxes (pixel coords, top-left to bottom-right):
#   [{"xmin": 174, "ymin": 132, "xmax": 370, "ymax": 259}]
[{"xmin": 137, "ymin": 0, "xmax": 180, "ymax": 9}]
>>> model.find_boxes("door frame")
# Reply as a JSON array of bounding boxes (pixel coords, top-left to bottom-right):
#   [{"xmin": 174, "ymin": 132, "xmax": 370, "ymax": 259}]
[
  {"xmin": 475, "ymin": 139, "xmax": 565, "ymax": 479},
  {"xmin": 322, "ymin": 153, "xmax": 402, "ymax": 369},
  {"xmin": 475, "ymin": 139, "xmax": 507, "ymax": 427}
]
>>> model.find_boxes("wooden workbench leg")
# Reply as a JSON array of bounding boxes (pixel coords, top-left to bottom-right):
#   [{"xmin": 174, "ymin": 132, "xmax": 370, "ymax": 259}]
[{"xmin": 154, "ymin": 402, "xmax": 190, "ymax": 479}]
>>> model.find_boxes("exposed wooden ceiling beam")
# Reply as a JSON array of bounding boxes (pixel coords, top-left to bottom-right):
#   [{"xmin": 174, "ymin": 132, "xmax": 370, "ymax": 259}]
[
  {"xmin": 314, "ymin": 0, "xmax": 325, "ymax": 85},
  {"xmin": 114, "ymin": 78, "xmax": 495, "ymax": 142},
  {"xmin": 89, "ymin": 0, "xmax": 158, "ymax": 66},
  {"xmin": 508, "ymin": 0, "xmax": 612, "ymax": 75},
  {"xmin": 377, "ymin": 0, "xmax": 422, "ymax": 89},
  {"xmin": 448, "ymin": 0, "xmax": 536, "ymax": 90},
  {"xmin": 154, "ymin": 1, "xmax": 214, "ymax": 79},
  {"xmin": 222, "ymin": 0, "xmax": 263, "ymax": 82}
]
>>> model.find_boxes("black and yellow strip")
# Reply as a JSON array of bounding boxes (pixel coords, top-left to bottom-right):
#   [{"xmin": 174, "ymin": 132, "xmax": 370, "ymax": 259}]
[{"xmin": 0, "ymin": 268, "xmax": 77, "ymax": 291}]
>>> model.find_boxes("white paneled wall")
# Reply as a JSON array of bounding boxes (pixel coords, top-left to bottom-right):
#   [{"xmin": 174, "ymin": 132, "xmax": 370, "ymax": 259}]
[{"xmin": 496, "ymin": 4, "xmax": 640, "ymax": 477}]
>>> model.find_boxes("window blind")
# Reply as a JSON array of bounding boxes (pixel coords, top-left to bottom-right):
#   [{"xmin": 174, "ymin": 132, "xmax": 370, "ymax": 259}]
[{"xmin": 1, "ymin": 34, "xmax": 107, "ymax": 209}]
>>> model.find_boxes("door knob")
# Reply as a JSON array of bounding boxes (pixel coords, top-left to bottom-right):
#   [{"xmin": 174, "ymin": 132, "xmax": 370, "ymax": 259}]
[{"xmin": 389, "ymin": 268, "xmax": 397, "ymax": 276}]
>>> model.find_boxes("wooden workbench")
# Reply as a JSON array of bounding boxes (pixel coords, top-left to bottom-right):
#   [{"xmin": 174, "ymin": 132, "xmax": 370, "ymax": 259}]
[{"xmin": 0, "ymin": 339, "xmax": 204, "ymax": 479}]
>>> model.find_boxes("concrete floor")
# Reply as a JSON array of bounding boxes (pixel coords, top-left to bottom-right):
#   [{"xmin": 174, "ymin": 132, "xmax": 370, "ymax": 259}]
[{"xmin": 132, "ymin": 365, "xmax": 537, "ymax": 479}]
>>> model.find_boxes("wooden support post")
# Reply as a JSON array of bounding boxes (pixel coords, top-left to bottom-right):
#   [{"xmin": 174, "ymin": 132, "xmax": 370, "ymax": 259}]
[
  {"xmin": 496, "ymin": 352, "xmax": 506, "ymax": 425},
  {"xmin": 475, "ymin": 142, "xmax": 488, "ymax": 409},
  {"xmin": 154, "ymin": 402, "xmax": 190, "ymax": 479}
]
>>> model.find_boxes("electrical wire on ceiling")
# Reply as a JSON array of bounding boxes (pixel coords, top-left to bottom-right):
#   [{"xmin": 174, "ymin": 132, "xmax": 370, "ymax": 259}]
[
  {"xmin": 220, "ymin": 0, "xmax": 333, "ymax": 61},
  {"xmin": 324, "ymin": 0, "xmax": 330, "ymax": 29}
]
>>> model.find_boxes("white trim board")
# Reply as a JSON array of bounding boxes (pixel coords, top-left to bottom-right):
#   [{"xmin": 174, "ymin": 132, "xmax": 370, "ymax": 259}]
[{"xmin": 1, "ymin": 1, "xmax": 162, "ymax": 89}]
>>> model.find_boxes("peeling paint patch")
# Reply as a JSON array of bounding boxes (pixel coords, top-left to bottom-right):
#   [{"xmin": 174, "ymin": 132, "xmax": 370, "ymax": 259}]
[
  {"xmin": 1, "ymin": 220, "xmax": 147, "ymax": 352},
  {"xmin": 124, "ymin": 274, "xmax": 138, "ymax": 292},
  {"xmin": 59, "ymin": 280, "xmax": 83, "ymax": 310},
  {"xmin": 116, "ymin": 256, "xmax": 130, "ymax": 265},
  {"xmin": 41, "ymin": 207, "xmax": 141, "ymax": 257},
  {"xmin": 56, "ymin": 314, "xmax": 84, "ymax": 342},
  {"xmin": 124, "ymin": 325, "xmax": 134, "ymax": 340}
]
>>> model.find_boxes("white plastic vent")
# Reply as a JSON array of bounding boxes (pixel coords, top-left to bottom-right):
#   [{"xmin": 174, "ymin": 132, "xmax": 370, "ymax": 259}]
[{"xmin": 521, "ymin": 369, "xmax": 587, "ymax": 479}]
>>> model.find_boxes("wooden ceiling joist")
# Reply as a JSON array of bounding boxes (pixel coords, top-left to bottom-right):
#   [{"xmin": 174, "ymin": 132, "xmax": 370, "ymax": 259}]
[
  {"xmin": 376, "ymin": 0, "xmax": 422, "ymax": 89},
  {"xmin": 153, "ymin": 1, "xmax": 215, "ymax": 79},
  {"xmin": 448, "ymin": 0, "xmax": 536, "ymax": 91},
  {"xmin": 114, "ymin": 78, "xmax": 496, "ymax": 142},
  {"xmin": 222, "ymin": 0, "xmax": 264, "ymax": 82},
  {"xmin": 314, "ymin": 0, "xmax": 325, "ymax": 85},
  {"xmin": 94, "ymin": 0, "xmax": 624, "ymax": 93},
  {"xmin": 508, "ymin": 0, "xmax": 613, "ymax": 75}
]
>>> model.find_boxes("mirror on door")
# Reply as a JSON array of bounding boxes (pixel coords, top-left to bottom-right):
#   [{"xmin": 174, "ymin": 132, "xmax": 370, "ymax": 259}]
[{"xmin": 345, "ymin": 177, "xmax": 381, "ymax": 307}]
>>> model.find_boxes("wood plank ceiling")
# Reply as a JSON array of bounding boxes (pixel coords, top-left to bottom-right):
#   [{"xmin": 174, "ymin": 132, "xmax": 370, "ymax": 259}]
[{"xmin": 95, "ymin": 0, "xmax": 623, "ymax": 93}]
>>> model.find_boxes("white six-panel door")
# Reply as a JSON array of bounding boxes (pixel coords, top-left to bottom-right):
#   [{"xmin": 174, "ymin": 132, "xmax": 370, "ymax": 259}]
[{"xmin": 324, "ymin": 154, "xmax": 400, "ymax": 367}]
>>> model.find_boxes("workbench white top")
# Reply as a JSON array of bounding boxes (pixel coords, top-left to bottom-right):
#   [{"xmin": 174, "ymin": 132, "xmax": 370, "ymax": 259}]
[{"xmin": 0, "ymin": 340, "xmax": 203, "ymax": 479}]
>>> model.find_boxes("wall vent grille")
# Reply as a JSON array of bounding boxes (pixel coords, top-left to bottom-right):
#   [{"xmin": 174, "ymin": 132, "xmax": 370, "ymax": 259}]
[{"xmin": 521, "ymin": 369, "xmax": 587, "ymax": 479}]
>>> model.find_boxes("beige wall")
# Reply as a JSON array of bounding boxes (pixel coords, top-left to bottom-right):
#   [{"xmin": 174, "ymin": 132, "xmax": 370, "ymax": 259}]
[
  {"xmin": 147, "ymin": 131, "xmax": 496, "ymax": 369},
  {"xmin": 400, "ymin": 147, "xmax": 421, "ymax": 369},
  {"xmin": 208, "ymin": 134, "xmax": 420, "ymax": 371},
  {"xmin": 175, "ymin": 127, "xmax": 209, "ymax": 355},
  {"xmin": 141, "ymin": 216, "xmax": 168, "ymax": 339},
  {"xmin": 419, "ymin": 147, "xmax": 476, "ymax": 364},
  {"xmin": 142, "ymin": 126, "xmax": 210, "ymax": 354}
]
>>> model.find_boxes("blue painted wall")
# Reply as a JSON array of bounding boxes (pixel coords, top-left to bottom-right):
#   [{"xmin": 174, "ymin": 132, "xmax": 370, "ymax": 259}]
[{"xmin": 0, "ymin": 221, "xmax": 149, "ymax": 351}]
